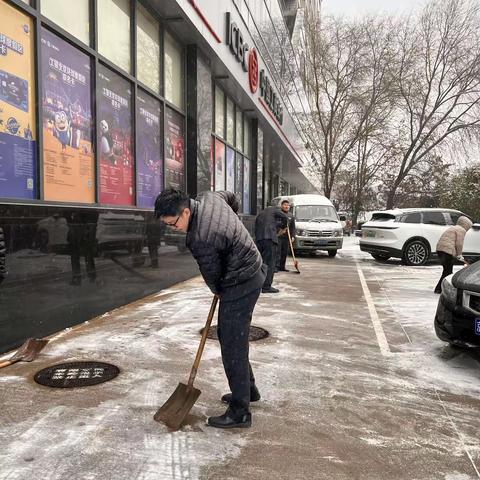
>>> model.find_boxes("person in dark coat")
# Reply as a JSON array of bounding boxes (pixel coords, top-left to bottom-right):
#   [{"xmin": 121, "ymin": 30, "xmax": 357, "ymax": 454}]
[
  {"xmin": 276, "ymin": 199, "xmax": 296, "ymax": 272},
  {"xmin": 0, "ymin": 227, "xmax": 7, "ymax": 285},
  {"xmin": 255, "ymin": 205, "xmax": 288, "ymax": 293},
  {"xmin": 154, "ymin": 188, "xmax": 266, "ymax": 429}
]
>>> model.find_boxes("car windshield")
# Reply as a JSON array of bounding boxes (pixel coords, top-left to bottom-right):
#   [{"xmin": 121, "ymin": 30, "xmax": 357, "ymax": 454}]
[
  {"xmin": 295, "ymin": 205, "xmax": 338, "ymax": 222},
  {"xmin": 371, "ymin": 212, "xmax": 397, "ymax": 222}
]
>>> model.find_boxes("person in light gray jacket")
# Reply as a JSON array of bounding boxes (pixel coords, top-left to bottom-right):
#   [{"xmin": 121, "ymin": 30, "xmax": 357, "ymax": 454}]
[{"xmin": 434, "ymin": 215, "xmax": 473, "ymax": 293}]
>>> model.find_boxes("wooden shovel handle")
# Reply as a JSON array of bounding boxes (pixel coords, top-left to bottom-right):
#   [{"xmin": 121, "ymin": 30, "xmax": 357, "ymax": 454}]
[
  {"xmin": 0, "ymin": 360, "xmax": 14, "ymax": 369},
  {"xmin": 286, "ymin": 227, "xmax": 297, "ymax": 264},
  {"xmin": 187, "ymin": 295, "xmax": 219, "ymax": 389}
]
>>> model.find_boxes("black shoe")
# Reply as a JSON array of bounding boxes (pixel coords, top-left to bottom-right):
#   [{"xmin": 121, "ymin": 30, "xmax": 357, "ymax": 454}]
[
  {"xmin": 262, "ymin": 287, "xmax": 279, "ymax": 293},
  {"xmin": 221, "ymin": 389, "xmax": 261, "ymax": 405},
  {"xmin": 207, "ymin": 411, "xmax": 251, "ymax": 429},
  {"xmin": 278, "ymin": 268, "xmax": 289, "ymax": 272}
]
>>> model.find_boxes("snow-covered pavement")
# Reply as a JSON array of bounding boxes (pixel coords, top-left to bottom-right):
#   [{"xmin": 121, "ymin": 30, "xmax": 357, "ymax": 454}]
[{"xmin": 1, "ymin": 237, "xmax": 479, "ymax": 480}]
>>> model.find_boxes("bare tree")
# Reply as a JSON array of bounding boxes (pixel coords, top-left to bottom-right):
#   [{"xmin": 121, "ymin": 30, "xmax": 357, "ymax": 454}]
[
  {"xmin": 300, "ymin": 13, "xmax": 397, "ymax": 198},
  {"xmin": 383, "ymin": 0, "xmax": 480, "ymax": 208}
]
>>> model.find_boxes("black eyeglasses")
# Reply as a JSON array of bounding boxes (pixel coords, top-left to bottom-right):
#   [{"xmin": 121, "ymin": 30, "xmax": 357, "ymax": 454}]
[{"xmin": 164, "ymin": 210, "xmax": 184, "ymax": 228}]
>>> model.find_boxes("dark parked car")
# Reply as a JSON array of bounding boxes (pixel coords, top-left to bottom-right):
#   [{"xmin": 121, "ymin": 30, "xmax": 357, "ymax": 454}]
[{"xmin": 434, "ymin": 261, "xmax": 480, "ymax": 346}]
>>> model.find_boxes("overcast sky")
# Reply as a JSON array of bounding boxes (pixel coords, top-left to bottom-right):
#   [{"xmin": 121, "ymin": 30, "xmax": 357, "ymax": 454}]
[{"xmin": 321, "ymin": 0, "xmax": 425, "ymax": 17}]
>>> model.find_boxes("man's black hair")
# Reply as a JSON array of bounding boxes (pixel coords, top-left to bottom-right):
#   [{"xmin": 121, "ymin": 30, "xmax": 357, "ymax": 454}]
[
  {"xmin": 281, "ymin": 199, "xmax": 290, "ymax": 205},
  {"xmin": 154, "ymin": 188, "xmax": 190, "ymax": 218}
]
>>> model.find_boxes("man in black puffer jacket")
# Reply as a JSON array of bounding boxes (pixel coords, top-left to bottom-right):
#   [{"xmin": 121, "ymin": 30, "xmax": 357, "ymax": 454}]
[
  {"xmin": 154, "ymin": 188, "xmax": 266, "ymax": 429},
  {"xmin": 0, "ymin": 227, "xmax": 7, "ymax": 285}
]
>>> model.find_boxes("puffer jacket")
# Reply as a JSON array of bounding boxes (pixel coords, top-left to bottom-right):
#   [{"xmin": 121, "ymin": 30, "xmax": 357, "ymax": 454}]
[
  {"xmin": 436, "ymin": 216, "xmax": 473, "ymax": 257},
  {"xmin": 0, "ymin": 227, "xmax": 7, "ymax": 283},
  {"xmin": 186, "ymin": 191, "xmax": 263, "ymax": 297},
  {"xmin": 254, "ymin": 206, "xmax": 289, "ymax": 244}
]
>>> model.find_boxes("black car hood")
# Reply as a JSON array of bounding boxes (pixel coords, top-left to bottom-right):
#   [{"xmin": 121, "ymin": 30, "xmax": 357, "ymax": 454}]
[{"xmin": 453, "ymin": 261, "xmax": 480, "ymax": 293}]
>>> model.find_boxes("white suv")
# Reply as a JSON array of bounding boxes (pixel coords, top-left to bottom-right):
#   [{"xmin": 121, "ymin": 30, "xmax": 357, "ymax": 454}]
[{"xmin": 360, "ymin": 208, "xmax": 480, "ymax": 266}]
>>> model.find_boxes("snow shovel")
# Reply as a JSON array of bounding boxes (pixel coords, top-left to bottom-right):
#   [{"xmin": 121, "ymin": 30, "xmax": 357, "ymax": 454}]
[
  {"xmin": 287, "ymin": 227, "xmax": 300, "ymax": 274},
  {"xmin": 0, "ymin": 338, "xmax": 49, "ymax": 369},
  {"xmin": 154, "ymin": 295, "xmax": 219, "ymax": 430}
]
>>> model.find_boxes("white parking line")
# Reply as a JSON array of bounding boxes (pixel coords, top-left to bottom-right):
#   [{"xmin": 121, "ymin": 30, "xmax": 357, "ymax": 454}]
[
  {"xmin": 434, "ymin": 387, "xmax": 480, "ymax": 478},
  {"xmin": 356, "ymin": 262, "xmax": 391, "ymax": 356}
]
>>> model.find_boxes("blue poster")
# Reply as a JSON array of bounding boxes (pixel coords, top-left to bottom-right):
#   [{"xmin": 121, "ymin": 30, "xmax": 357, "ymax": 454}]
[
  {"xmin": 136, "ymin": 91, "xmax": 163, "ymax": 207},
  {"xmin": 0, "ymin": 4, "xmax": 36, "ymax": 200}
]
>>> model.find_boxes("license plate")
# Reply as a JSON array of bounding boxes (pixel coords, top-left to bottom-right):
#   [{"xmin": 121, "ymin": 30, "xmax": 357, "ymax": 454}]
[
  {"xmin": 363, "ymin": 230, "xmax": 375, "ymax": 238},
  {"xmin": 315, "ymin": 240, "xmax": 327, "ymax": 246},
  {"xmin": 476, "ymin": 319, "xmax": 480, "ymax": 336}
]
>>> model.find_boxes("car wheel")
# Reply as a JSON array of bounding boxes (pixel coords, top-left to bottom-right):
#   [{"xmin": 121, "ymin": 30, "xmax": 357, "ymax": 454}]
[
  {"xmin": 328, "ymin": 250, "xmax": 337, "ymax": 257},
  {"xmin": 372, "ymin": 253, "xmax": 390, "ymax": 262},
  {"xmin": 402, "ymin": 240, "xmax": 429, "ymax": 266}
]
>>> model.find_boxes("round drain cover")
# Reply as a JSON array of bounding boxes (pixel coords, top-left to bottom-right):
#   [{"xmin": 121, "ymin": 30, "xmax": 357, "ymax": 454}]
[
  {"xmin": 34, "ymin": 361, "xmax": 120, "ymax": 388},
  {"xmin": 201, "ymin": 325, "xmax": 269, "ymax": 342}
]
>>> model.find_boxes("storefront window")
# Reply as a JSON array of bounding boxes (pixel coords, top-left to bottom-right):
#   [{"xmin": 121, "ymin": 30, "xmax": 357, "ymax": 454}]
[
  {"xmin": 244, "ymin": 117, "xmax": 251, "ymax": 158},
  {"xmin": 136, "ymin": 90, "xmax": 163, "ymax": 207},
  {"xmin": 235, "ymin": 152, "xmax": 243, "ymax": 212},
  {"xmin": 215, "ymin": 86, "xmax": 225, "ymax": 138},
  {"xmin": 98, "ymin": 0, "xmax": 131, "ymax": 73},
  {"xmin": 257, "ymin": 128, "xmax": 264, "ymax": 211},
  {"xmin": 243, "ymin": 158, "xmax": 251, "ymax": 214},
  {"xmin": 226, "ymin": 98, "xmax": 234, "ymax": 145},
  {"xmin": 236, "ymin": 109, "xmax": 243, "ymax": 151},
  {"xmin": 214, "ymin": 139, "xmax": 225, "ymax": 191},
  {"xmin": 164, "ymin": 31, "xmax": 184, "ymax": 109},
  {"xmin": 97, "ymin": 64, "xmax": 134, "ymax": 206},
  {"xmin": 0, "ymin": 2, "xmax": 36, "ymax": 200},
  {"xmin": 41, "ymin": 0, "xmax": 90, "ymax": 45},
  {"xmin": 136, "ymin": 4, "xmax": 160, "ymax": 93},
  {"xmin": 165, "ymin": 107, "xmax": 185, "ymax": 189},
  {"xmin": 226, "ymin": 147, "xmax": 235, "ymax": 192},
  {"xmin": 41, "ymin": 28, "xmax": 95, "ymax": 203}
]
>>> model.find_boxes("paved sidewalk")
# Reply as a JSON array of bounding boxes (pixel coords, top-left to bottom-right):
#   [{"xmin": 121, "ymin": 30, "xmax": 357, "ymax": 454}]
[{"xmin": 1, "ymin": 240, "xmax": 480, "ymax": 480}]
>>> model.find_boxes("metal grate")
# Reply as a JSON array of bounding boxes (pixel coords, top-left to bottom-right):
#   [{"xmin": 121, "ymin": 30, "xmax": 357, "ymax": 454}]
[
  {"xmin": 34, "ymin": 361, "xmax": 120, "ymax": 388},
  {"xmin": 201, "ymin": 325, "xmax": 269, "ymax": 342}
]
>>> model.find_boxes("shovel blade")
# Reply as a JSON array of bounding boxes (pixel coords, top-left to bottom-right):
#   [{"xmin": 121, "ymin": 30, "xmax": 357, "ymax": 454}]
[
  {"xmin": 294, "ymin": 260, "xmax": 301, "ymax": 274},
  {"xmin": 154, "ymin": 383, "xmax": 201, "ymax": 431},
  {"xmin": 10, "ymin": 338, "xmax": 49, "ymax": 362}
]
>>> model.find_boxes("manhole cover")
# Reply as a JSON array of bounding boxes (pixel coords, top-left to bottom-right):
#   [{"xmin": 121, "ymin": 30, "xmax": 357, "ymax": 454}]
[
  {"xmin": 200, "ymin": 325, "xmax": 269, "ymax": 342},
  {"xmin": 34, "ymin": 361, "xmax": 120, "ymax": 388}
]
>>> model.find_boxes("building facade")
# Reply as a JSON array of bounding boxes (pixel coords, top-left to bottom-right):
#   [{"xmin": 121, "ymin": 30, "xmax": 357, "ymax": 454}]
[{"xmin": 0, "ymin": 0, "xmax": 316, "ymax": 353}]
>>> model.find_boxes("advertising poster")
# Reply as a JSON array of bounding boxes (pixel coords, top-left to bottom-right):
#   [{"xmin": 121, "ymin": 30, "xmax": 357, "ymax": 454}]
[
  {"xmin": 226, "ymin": 146, "xmax": 235, "ymax": 193},
  {"xmin": 41, "ymin": 28, "xmax": 94, "ymax": 203},
  {"xmin": 165, "ymin": 107, "xmax": 184, "ymax": 189},
  {"xmin": 98, "ymin": 65, "xmax": 134, "ymax": 205},
  {"xmin": 243, "ymin": 158, "xmax": 250, "ymax": 214},
  {"xmin": 0, "ymin": 3, "xmax": 36, "ymax": 199},
  {"xmin": 235, "ymin": 152, "xmax": 243, "ymax": 212},
  {"xmin": 214, "ymin": 139, "xmax": 225, "ymax": 191},
  {"xmin": 137, "ymin": 91, "xmax": 163, "ymax": 207}
]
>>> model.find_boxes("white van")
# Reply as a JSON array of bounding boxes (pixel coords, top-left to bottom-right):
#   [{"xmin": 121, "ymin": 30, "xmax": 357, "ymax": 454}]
[{"xmin": 272, "ymin": 194, "xmax": 344, "ymax": 257}]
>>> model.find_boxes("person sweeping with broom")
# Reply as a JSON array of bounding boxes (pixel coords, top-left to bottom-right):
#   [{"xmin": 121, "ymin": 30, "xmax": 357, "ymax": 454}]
[{"xmin": 154, "ymin": 189, "xmax": 266, "ymax": 429}]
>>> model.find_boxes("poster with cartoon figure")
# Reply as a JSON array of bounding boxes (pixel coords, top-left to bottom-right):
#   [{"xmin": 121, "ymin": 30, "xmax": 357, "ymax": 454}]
[
  {"xmin": 0, "ymin": 3, "xmax": 36, "ymax": 200},
  {"xmin": 226, "ymin": 146, "xmax": 235, "ymax": 193},
  {"xmin": 136, "ymin": 91, "xmax": 163, "ymax": 208},
  {"xmin": 214, "ymin": 139, "xmax": 225, "ymax": 191},
  {"xmin": 98, "ymin": 65, "xmax": 134, "ymax": 206},
  {"xmin": 164, "ymin": 107, "xmax": 184, "ymax": 190},
  {"xmin": 243, "ymin": 158, "xmax": 250, "ymax": 214},
  {"xmin": 41, "ymin": 28, "xmax": 94, "ymax": 203}
]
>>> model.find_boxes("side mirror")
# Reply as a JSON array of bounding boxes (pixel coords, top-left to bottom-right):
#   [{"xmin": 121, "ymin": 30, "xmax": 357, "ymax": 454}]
[
  {"xmin": 472, "ymin": 223, "xmax": 480, "ymax": 231},
  {"xmin": 339, "ymin": 215, "xmax": 346, "ymax": 221}
]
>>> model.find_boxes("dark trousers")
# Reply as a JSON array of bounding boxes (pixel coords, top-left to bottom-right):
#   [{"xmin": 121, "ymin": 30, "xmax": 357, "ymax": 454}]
[
  {"xmin": 70, "ymin": 248, "xmax": 96, "ymax": 284},
  {"xmin": 435, "ymin": 251, "xmax": 454, "ymax": 292},
  {"xmin": 277, "ymin": 236, "xmax": 289, "ymax": 270},
  {"xmin": 256, "ymin": 239, "xmax": 277, "ymax": 289},
  {"xmin": 217, "ymin": 287, "xmax": 261, "ymax": 417}
]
